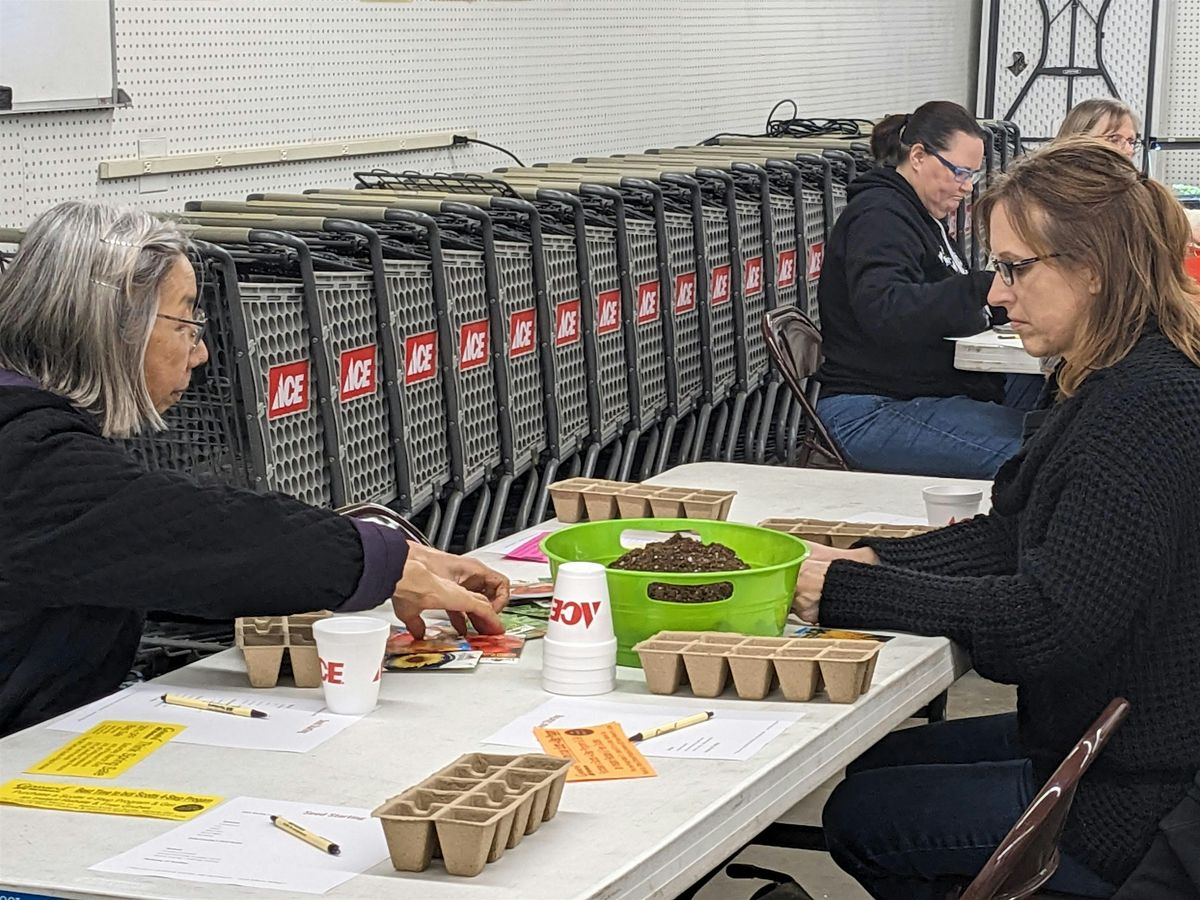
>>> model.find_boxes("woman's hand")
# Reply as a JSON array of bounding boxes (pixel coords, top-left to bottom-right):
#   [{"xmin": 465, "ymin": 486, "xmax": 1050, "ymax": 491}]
[
  {"xmin": 792, "ymin": 559, "xmax": 831, "ymax": 624},
  {"xmin": 804, "ymin": 543, "xmax": 880, "ymax": 565},
  {"xmin": 391, "ymin": 545, "xmax": 510, "ymax": 638}
]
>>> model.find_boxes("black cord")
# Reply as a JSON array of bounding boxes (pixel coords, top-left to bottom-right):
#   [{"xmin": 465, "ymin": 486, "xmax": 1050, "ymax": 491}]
[
  {"xmin": 766, "ymin": 98, "xmax": 799, "ymax": 131},
  {"xmin": 453, "ymin": 135, "xmax": 525, "ymax": 167}
]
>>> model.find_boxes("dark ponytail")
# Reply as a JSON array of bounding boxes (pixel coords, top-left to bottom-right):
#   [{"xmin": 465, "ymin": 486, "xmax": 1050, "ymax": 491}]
[{"xmin": 871, "ymin": 100, "xmax": 987, "ymax": 166}]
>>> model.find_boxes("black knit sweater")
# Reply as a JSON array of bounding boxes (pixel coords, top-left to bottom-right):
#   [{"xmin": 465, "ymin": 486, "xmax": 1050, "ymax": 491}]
[
  {"xmin": 0, "ymin": 386, "xmax": 381, "ymax": 737},
  {"xmin": 820, "ymin": 325, "xmax": 1200, "ymax": 886}
]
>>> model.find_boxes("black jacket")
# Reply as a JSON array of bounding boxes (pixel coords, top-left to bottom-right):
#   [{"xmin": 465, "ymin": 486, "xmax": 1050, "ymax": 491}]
[
  {"xmin": 816, "ymin": 166, "xmax": 1003, "ymax": 403},
  {"xmin": 820, "ymin": 325, "xmax": 1200, "ymax": 886},
  {"xmin": 0, "ymin": 385, "xmax": 387, "ymax": 737}
]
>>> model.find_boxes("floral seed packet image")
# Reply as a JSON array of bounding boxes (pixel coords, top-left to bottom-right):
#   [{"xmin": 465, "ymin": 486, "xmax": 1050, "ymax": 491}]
[
  {"xmin": 385, "ymin": 625, "xmax": 479, "ymax": 671},
  {"xmin": 510, "ymin": 578, "xmax": 555, "ymax": 602},
  {"xmin": 467, "ymin": 633, "xmax": 526, "ymax": 664},
  {"xmin": 788, "ymin": 625, "xmax": 894, "ymax": 642},
  {"xmin": 500, "ymin": 608, "xmax": 549, "ymax": 638}
]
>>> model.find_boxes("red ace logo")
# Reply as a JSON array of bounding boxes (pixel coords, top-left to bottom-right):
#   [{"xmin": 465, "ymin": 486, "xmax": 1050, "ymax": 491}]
[
  {"xmin": 636, "ymin": 280, "xmax": 660, "ymax": 325},
  {"xmin": 267, "ymin": 360, "xmax": 309, "ymax": 420},
  {"xmin": 555, "ymin": 299, "xmax": 581, "ymax": 347},
  {"xmin": 549, "ymin": 598, "xmax": 601, "ymax": 628},
  {"xmin": 710, "ymin": 264, "xmax": 732, "ymax": 305},
  {"xmin": 674, "ymin": 271, "xmax": 697, "ymax": 313},
  {"xmin": 458, "ymin": 319, "xmax": 490, "ymax": 371},
  {"xmin": 338, "ymin": 345, "xmax": 376, "ymax": 403},
  {"xmin": 403, "ymin": 331, "xmax": 437, "ymax": 386},
  {"xmin": 777, "ymin": 249, "xmax": 797, "ymax": 288},
  {"xmin": 597, "ymin": 289, "xmax": 621, "ymax": 335},
  {"xmin": 807, "ymin": 241, "xmax": 825, "ymax": 280},
  {"xmin": 744, "ymin": 256, "xmax": 764, "ymax": 296},
  {"xmin": 319, "ymin": 656, "xmax": 344, "ymax": 685},
  {"xmin": 508, "ymin": 308, "xmax": 536, "ymax": 358}
]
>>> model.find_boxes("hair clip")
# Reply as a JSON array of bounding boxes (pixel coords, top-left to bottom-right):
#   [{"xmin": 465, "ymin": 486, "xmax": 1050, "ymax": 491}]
[
  {"xmin": 90, "ymin": 277, "xmax": 121, "ymax": 291},
  {"xmin": 100, "ymin": 235, "xmax": 141, "ymax": 249}
]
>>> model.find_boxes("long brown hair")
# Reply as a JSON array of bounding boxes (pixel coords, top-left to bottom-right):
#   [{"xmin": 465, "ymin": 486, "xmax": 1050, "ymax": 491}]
[{"xmin": 976, "ymin": 136, "xmax": 1200, "ymax": 396}]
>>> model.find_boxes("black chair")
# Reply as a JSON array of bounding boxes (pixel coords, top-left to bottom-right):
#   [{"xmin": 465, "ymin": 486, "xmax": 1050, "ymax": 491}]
[{"xmin": 761, "ymin": 307, "xmax": 847, "ymax": 469}]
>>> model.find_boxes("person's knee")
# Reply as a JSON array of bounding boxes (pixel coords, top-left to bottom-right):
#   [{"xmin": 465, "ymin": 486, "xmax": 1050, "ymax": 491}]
[{"xmin": 822, "ymin": 772, "xmax": 879, "ymax": 865}]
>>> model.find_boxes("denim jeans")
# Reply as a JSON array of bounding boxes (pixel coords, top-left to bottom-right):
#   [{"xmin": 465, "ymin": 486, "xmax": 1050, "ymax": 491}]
[
  {"xmin": 816, "ymin": 375, "xmax": 1041, "ymax": 480},
  {"xmin": 822, "ymin": 714, "xmax": 1117, "ymax": 900}
]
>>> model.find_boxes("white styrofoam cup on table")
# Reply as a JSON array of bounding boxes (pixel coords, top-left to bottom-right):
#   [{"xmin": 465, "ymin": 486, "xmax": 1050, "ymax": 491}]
[
  {"xmin": 543, "ymin": 562, "xmax": 616, "ymax": 695},
  {"xmin": 311, "ymin": 615, "xmax": 389, "ymax": 715},
  {"xmin": 922, "ymin": 485, "xmax": 984, "ymax": 526}
]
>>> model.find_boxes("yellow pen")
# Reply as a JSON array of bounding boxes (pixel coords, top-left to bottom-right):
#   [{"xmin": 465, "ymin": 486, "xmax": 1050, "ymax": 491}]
[
  {"xmin": 628, "ymin": 711, "xmax": 714, "ymax": 743},
  {"xmin": 160, "ymin": 693, "xmax": 267, "ymax": 719},
  {"xmin": 271, "ymin": 815, "xmax": 341, "ymax": 856}
]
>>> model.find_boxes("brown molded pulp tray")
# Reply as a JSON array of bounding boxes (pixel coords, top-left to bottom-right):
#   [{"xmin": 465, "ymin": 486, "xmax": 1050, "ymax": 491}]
[
  {"xmin": 633, "ymin": 631, "xmax": 884, "ymax": 703},
  {"xmin": 758, "ymin": 517, "xmax": 935, "ymax": 549},
  {"xmin": 234, "ymin": 611, "xmax": 330, "ymax": 688},
  {"xmin": 372, "ymin": 753, "xmax": 572, "ymax": 876},
  {"xmin": 549, "ymin": 477, "xmax": 735, "ymax": 523}
]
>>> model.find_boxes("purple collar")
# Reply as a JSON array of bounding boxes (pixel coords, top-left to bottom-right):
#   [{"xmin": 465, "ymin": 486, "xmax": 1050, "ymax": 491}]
[{"xmin": 0, "ymin": 368, "xmax": 41, "ymax": 389}]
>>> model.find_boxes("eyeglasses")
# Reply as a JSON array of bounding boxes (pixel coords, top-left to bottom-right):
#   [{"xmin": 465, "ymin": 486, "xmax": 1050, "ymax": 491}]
[
  {"xmin": 989, "ymin": 254, "xmax": 1063, "ymax": 285},
  {"xmin": 157, "ymin": 311, "xmax": 207, "ymax": 348},
  {"xmin": 928, "ymin": 149, "xmax": 985, "ymax": 186},
  {"xmin": 1102, "ymin": 133, "xmax": 1143, "ymax": 152}
]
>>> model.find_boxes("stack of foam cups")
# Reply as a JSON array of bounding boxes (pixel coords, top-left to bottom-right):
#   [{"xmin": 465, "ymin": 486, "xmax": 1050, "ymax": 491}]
[{"xmin": 543, "ymin": 561, "xmax": 617, "ymax": 695}]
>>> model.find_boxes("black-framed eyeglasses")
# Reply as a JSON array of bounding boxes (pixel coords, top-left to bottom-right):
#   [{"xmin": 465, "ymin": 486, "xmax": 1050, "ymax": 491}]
[
  {"xmin": 157, "ymin": 312, "xmax": 207, "ymax": 348},
  {"xmin": 1101, "ymin": 133, "xmax": 1144, "ymax": 152},
  {"xmin": 928, "ymin": 149, "xmax": 985, "ymax": 186},
  {"xmin": 989, "ymin": 254, "xmax": 1063, "ymax": 286}
]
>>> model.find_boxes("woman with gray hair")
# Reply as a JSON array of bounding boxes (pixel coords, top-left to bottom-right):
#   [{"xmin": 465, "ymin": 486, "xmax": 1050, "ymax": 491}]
[{"xmin": 0, "ymin": 200, "xmax": 510, "ymax": 737}]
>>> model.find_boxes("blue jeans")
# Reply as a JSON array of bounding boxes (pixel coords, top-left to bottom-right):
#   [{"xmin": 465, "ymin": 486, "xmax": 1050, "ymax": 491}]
[
  {"xmin": 817, "ymin": 375, "xmax": 1041, "ymax": 480},
  {"xmin": 822, "ymin": 714, "xmax": 1117, "ymax": 900}
]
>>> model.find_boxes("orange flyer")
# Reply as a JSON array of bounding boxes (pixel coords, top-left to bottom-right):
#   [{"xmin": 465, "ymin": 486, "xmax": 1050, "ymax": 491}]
[{"xmin": 533, "ymin": 721, "xmax": 657, "ymax": 782}]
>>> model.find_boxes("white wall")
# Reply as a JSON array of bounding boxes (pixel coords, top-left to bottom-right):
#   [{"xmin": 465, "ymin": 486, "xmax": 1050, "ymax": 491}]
[{"xmin": 0, "ymin": 0, "xmax": 981, "ymax": 229}]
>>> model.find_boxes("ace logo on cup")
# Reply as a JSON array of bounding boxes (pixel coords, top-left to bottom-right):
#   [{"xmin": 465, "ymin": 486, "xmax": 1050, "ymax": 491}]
[
  {"xmin": 549, "ymin": 598, "xmax": 602, "ymax": 628},
  {"xmin": 312, "ymin": 617, "xmax": 389, "ymax": 715},
  {"xmin": 597, "ymin": 289, "xmax": 621, "ymax": 335}
]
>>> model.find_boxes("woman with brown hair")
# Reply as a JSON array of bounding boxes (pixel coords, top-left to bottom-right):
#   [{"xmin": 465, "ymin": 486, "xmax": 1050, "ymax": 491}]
[
  {"xmin": 1057, "ymin": 96, "xmax": 1142, "ymax": 158},
  {"xmin": 794, "ymin": 138, "xmax": 1200, "ymax": 897}
]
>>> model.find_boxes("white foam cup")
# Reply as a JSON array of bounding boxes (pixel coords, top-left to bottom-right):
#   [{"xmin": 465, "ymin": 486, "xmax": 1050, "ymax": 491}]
[
  {"xmin": 546, "ymin": 562, "xmax": 615, "ymax": 644},
  {"xmin": 311, "ymin": 616, "xmax": 390, "ymax": 715},
  {"xmin": 542, "ymin": 636, "xmax": 618, "ymax": 670},
  {"xmin": 922, "ymin": 485, "xmax": 984, "ymax": 526},
  {"xmin": 542, "ymin": 668, "xmax": 616, "ymax": 696}
]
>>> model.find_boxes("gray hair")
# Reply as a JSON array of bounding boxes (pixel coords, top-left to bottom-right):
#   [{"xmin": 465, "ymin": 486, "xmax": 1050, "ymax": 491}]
[{"xmin": 0, "ymin": 201, "xmax": 191, "ymax": 437}]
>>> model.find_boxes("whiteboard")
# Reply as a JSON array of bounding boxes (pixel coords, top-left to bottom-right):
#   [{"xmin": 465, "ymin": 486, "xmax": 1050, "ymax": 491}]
[{"xmin": 0, "ymin": 0, "xmax": 114, "ymax": 110}]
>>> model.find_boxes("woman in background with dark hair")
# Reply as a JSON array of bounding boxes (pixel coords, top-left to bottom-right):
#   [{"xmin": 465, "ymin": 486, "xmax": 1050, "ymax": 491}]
[{"xmin": 816, "ymin": 100, "xmax": 1035, "ymax": 480}]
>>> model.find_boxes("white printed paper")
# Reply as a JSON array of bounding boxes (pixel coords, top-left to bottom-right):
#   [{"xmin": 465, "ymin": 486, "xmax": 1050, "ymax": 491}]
[
  {"xmin": 47, "ymin": 684, "xmax": 361, "ymax": 753},
  {"xmin": 483, "ymin": 697, "xmax": 803, "ymax": 761},
  {"xmin": 91, "ymin": 797, "xmax": 389, "ymax": 895}
]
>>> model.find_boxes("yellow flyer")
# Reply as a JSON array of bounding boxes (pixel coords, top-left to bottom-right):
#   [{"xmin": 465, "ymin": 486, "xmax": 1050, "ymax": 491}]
[
  {"xmin": 0, "ymin": 780, "xmax": 221, "ymax": 820},
  {"xmin": 26, "ymin": 720, "xmax": 184, "ymax": 779},
  {"xmin": 534, "ymin": 721, "xmax": 656, "ymax": 782}
]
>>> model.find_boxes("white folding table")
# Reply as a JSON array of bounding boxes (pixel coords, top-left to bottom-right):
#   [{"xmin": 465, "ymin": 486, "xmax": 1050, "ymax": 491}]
[{"xmin": 0, "ymin": 464, "xmax": 984, "ymax": 900}]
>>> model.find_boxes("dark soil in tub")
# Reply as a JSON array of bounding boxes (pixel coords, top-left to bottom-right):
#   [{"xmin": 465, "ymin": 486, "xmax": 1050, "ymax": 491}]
[{"xmin": 610, "ymin": 534, "xmax": 748, "ymax": 603}]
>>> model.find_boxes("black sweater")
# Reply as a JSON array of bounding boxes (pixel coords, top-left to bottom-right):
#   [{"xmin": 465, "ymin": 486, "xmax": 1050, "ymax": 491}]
[
  {"xmin": 0, "ymin": 385, "xmax": 399, "ymax": 737},
  {"xmin": 820, "ymin": 326, "xmax": 1200, "ymax": 886},
  {"xmin": 816, "ymin": 166, "xmax": 1004, "ymax": 403}
]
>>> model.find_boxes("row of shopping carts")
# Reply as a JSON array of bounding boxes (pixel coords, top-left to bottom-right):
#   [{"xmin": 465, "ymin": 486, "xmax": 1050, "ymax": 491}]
[{"xmin": 0, "ymin": 118, "xmax": 1022, "ymax": 553}]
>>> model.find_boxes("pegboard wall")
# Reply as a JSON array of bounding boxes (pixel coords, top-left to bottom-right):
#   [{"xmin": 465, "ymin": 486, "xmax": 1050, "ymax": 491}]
[
  {"xmin": 1159, "ymin": 0, "xmax": 1200, "ymax": 184},
  {"xmin": 0, "ymin": 0, "xmax": 980, "ymax": 229},
  {"xmin": 977, "ymin": 0, "xmax": 1200, "ymax": 185}
]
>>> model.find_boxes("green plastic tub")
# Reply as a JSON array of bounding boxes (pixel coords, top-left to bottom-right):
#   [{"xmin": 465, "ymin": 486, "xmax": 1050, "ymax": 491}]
[{"xmin": 541, "ymin": 518, "xmax": 809, "ymax": 667}]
